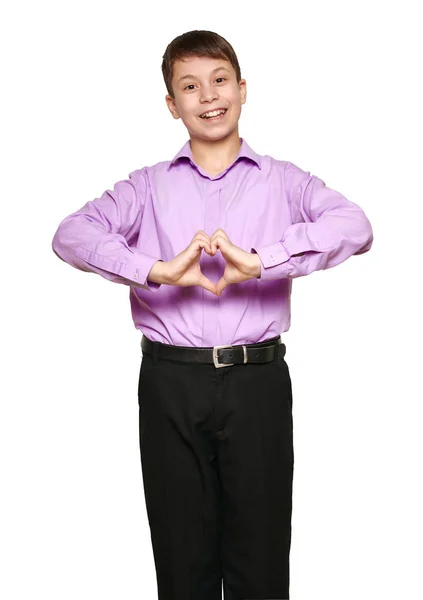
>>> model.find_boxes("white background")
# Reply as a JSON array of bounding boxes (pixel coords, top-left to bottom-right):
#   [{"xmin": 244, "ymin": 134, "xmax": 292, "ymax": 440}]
[{"xmin": 1, "ymin": 0, "xmax": 422, "ymax": 598}]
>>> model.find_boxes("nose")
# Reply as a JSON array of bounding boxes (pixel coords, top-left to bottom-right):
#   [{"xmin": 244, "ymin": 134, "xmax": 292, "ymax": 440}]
[{"xmin": 200, "ymin": 85, "xmax": 219, "ymax": 104}]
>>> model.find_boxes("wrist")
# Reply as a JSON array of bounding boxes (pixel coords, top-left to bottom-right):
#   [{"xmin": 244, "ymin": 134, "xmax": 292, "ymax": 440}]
[
  {"xmin": 148, "ymin": 260, "xmax": 169, "ymax": 285},
  {"xmin": 249, "ymin": 252, "xmax": 261, "ymax": 278}
]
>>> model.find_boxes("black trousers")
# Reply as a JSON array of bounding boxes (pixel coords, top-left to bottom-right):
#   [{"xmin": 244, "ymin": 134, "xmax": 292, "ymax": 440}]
[{"xmin": 137, "ymin": 337, "xmax": 294, "ymax": 600}]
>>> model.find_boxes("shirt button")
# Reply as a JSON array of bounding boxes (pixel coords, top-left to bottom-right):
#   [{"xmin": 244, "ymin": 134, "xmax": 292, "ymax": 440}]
[{"xmin": 133, "ymin": 272, "xmax": 138, "ymax": 279}]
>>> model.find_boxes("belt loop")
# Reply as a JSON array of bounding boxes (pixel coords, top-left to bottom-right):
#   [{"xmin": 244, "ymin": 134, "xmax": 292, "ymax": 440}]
[{"xmin": 152, "ymin": 342, "xmax": 159, "ymax": 366}]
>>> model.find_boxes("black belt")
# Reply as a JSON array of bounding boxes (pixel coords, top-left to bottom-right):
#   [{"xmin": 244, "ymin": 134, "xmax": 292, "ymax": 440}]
[{"xmin": 141, "ymin": 334, "xmax": 286, "ymax": 368}]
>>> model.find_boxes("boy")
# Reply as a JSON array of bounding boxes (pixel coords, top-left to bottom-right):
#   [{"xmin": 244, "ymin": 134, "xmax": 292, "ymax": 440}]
[{"xmin": 52, "ymin": 29, "xmax": 373, "ymax": 600}]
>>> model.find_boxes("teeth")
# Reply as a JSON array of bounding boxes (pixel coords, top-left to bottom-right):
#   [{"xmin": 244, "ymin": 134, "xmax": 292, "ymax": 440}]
[{"xmin": 200, "ymin": 109, "xmax": 226, "ymax": 118}]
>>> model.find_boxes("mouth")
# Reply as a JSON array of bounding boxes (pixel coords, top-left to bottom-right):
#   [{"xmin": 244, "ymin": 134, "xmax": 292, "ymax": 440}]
[{"xmin": 198, "ymin": 108, "xmax": 228, "ymax": 122}]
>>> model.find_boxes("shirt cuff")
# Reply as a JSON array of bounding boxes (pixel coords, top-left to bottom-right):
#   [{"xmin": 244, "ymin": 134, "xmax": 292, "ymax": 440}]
[
  {"xmin": 74, "ymin": 248, "xmax": 163, "ymax": 291},
  {"xmin": 137, "ymin": 255, "xmax": 163, "ymax": 291},
  {"xmin": 251, "ymin": 241, "xmax": 290, "ymax": 268},
  {"xmin": 250, "ymin": 242, "xmax": 291, "ymax": 281}
]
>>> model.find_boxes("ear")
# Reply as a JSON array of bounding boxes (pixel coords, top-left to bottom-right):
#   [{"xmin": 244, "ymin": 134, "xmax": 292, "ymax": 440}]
[
  {"xmin": 239, "ymin": 79, "xmax": 247, "ymax": 105},
  {"xmin": 165, "ymin": 95, "xmax": 180, "ymax": 120}
]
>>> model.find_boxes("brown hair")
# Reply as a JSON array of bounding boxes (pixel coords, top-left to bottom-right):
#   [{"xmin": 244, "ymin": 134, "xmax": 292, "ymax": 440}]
[{"xmin": 162, "ymin": 30, "xmax": 242, "ymax": 99}]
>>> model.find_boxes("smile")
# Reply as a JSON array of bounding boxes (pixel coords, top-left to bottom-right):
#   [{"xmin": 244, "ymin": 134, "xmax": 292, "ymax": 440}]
[{"xmin": 199, "ymin": 108, "xmax": 228, "ymax": 122}]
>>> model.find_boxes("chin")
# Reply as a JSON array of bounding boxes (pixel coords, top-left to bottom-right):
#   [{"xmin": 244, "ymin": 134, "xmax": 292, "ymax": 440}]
[{"xmin": 194, "ymin": 121, "xmax": 238, "ymax": 139}]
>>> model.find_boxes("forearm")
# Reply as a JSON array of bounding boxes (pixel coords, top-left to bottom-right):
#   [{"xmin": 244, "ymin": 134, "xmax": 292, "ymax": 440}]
[
  {"xmin": 251, "ymin": 168, "xmax": 373, "ymax": 281},
  {"xmin": 251, "ymin": 218, "xmax": 372, "ymax": 281},
  {"xmin": 52, "ymin": 218, "xmax": 163, "ymax": 292}
]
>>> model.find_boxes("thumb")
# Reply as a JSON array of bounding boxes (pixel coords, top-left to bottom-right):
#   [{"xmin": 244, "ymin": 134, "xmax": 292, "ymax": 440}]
[
  {"xmin": 197, "ymin": 273, "xmax": 217, "ymax": 295},
  {"xmin": 215, "ymin": 275, "xmax": 229, "ymax": 296}
]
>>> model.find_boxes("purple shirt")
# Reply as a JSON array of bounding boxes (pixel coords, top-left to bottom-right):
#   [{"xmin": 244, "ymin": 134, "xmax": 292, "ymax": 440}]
[{"xmin": 52, "ymin": 137, "xmax": 373, "ymax": 346}]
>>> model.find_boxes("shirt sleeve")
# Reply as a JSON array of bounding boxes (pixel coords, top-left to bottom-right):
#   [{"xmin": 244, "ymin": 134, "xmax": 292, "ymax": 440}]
[
  {"xmin": 251, "ymin": 161, "xmax": 374, "ymax": 280},
  {"xmin": 51, "ymin": 168, "xmax": 163, "ymax": 291}
]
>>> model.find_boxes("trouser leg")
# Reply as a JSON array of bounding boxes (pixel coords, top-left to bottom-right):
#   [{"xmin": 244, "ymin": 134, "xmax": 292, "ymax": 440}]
[
  {"xmin": 215, "ymin": 358, "xmax": 294, "ymax": 600},
  {"xmin": 138, "ymin": 352, "xmax": 223, "ymax": 600}
]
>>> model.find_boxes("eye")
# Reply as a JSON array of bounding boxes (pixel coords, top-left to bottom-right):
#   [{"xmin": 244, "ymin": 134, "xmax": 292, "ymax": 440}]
[{"xmin": 183, "ymin": 77, "xmax": 227, "ymax": 91}]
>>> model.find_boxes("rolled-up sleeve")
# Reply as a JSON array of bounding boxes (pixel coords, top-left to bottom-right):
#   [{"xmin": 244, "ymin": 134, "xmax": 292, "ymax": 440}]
[{"xmin": 51, "ymin": 168, "xmax": 162, "ymax": 291}]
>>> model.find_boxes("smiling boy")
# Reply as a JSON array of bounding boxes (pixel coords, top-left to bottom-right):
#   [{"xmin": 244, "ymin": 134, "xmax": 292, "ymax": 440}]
[{"xmin": 52, "ymin": 29, "xmax": 373, "ymax": 600}]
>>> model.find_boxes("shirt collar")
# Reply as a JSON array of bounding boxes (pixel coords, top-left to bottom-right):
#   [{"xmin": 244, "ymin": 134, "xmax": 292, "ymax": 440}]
[{"xmin": 167, "ymin": 137, "xmax": 262, "ymax": 171}]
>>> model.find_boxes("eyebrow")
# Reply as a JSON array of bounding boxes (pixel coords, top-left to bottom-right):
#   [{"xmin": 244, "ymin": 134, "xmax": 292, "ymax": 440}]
[{"xmin": 177, "ymin": 66, "xmax": 230, "ymax": 84}]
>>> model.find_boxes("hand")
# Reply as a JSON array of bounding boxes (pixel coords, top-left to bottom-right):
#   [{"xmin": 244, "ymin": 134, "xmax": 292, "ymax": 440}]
[
  {"xmin": 209, "ymin": 228, "xmax": 260, "ymax": 296},
  {"xmin": 158, "ymin": 230, "xmax": 217, "ymax": 295}
]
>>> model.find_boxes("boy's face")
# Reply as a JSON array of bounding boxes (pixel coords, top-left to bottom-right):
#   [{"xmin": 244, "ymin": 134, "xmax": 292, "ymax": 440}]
[{"xmin": 166, "ymin": 56, "xmax": 246, "ymax": 141}]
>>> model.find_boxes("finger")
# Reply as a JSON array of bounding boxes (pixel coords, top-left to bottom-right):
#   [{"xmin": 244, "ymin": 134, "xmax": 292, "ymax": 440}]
[
  {"xmin": 198, "ymin": 273, "xmax": 217, "ymax": 295},
  {"xmin": 211, "ymin": 229, "xmax": 230, "ymax": 243},
  {"xmin": 192, "ymin": 230, "xmax": 212, "ymax": 244},
  {"xmin": 192, "ymin": 230, "xmax": 214, "ymax": 253},
  {"xmin": 211, "ymin": 235, "xmax": 229, "ymax": 254},
  {"xmin": 209, "ymin": 235, "xmax": 221, "ymax": 253},
  {"xmin": 196, "ymin": 239, "xmax": 214, "ymax": 255},
  {"xmin": 215, "ymin": 276, "xmax": 228, "ymax": 296}
]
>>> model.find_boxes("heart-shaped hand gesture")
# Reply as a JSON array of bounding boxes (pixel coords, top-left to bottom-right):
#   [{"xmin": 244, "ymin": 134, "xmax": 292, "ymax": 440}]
[
  {"xmin": 208, "ymin": 228, "xmax": 260, "ymax": 296},
  {"xmin": 150, "ymin": 229, "xmax": 261, "ymax": 295}
]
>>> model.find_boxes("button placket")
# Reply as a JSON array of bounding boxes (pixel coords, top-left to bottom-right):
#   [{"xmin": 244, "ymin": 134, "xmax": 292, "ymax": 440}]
[{"xmin": 201, "ymin": 181, "xmax": 222, "ymax": 344}]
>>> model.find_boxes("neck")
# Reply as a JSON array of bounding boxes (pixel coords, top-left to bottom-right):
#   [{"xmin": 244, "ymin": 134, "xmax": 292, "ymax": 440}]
[{"xmin": 189, "ymin": 131, "xmax": 242, "ymax": 172}]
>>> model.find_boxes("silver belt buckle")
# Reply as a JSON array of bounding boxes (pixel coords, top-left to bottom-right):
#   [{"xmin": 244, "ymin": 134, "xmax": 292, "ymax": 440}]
[{"xmin": 212, "ymin": 344, "xmax": 248, "ymax": 368}]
